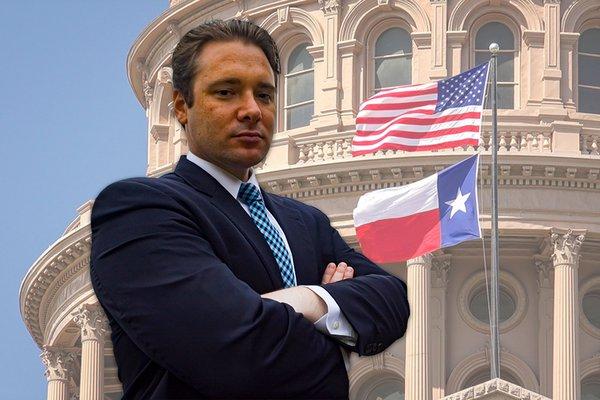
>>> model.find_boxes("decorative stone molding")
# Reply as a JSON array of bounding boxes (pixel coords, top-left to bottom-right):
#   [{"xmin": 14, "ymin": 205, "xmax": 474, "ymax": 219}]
[
  {"xmin": 166, "ymin": 21, "xmax": 180, "ymax": 41},
  {"xmin": 41, "ymin": 347, "xmax": 76, "ymax": 382},
  {"xmin": 446, "ymin": 349, "xmax": 540, "ymax": 393},
  {"xmin": 348, "ymin": 351, "xmax": 405, "ymax": 393},
  {"xmin": 533, "ymin": 256, "xmax": 553, "ymax": 289},
  {"xmin": 442, "ymin": 379, "xmax": 550, "ymax": 400},
  {"xmin": 72, "ymin": 304, "xmax": 109, "ymax": 342},
  {"xmin": 432, "ymin": 256, "xmax": 451, "ymax": 288},
  {"xmin": 143, "ymin": 80, "xmax": 153, "ymax": 108},
  {"xmin": 317, "ymin": 0, "xmax": 340, "ymax": 15},
  {"xmin": 21, "ymin": 229, "xmax": 92, "ymax": 348},
  {"xmin": 157, "ymin": 67, "xmax": 172, "ymax": 86},
  {"xmin": 550, "ymin": 229, "xmax": 585, "ymax": 266},
  {"xmin": 276, "ymin": 6, "xmax": 290, "ymax": 25}
]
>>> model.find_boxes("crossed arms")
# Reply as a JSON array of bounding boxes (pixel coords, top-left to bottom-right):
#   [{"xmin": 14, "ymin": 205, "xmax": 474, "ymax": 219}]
[{"xmin": 90, "ymin": 179, "xmax": 409, "ymax": 398}]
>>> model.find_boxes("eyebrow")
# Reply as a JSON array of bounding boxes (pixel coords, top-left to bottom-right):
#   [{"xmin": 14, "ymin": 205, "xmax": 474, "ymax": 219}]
[{"xmin": 208, "ymin": 78, "xmax": 275, "ymax": 91}]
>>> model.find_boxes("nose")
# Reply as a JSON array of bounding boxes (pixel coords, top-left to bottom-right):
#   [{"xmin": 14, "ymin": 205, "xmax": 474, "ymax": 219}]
[{"xmin": 237, "ymin": 91, "xmax": 262, "ymax": 124}]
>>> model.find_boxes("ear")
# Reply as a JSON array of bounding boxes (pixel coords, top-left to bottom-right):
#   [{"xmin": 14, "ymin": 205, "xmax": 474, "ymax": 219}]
[{"xmin": 173, "ymin": 90, "xmax": 188, "ymax": 126}]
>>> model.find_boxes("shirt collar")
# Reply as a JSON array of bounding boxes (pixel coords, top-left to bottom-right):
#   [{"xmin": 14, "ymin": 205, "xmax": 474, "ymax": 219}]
[{"xmin": 186, "ymin": 151, "xmax": 262, "ymax": 200}]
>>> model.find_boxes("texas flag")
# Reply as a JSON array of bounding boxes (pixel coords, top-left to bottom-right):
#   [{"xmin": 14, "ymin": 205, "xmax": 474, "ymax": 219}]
[{"xmin": 353, "ymin": 154, "xmax": 481, "ymax": 263}]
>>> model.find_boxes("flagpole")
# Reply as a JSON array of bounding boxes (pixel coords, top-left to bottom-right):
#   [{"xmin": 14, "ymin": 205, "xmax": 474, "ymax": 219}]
[{"xmin": 488, "ymin": 42, "xmax": 501, "ymax": 379}]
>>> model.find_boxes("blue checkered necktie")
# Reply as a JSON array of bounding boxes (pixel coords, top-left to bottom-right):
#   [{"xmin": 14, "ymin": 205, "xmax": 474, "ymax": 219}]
[{"xmin": 238, "ymin": 182, "xmax": 296, "ymax": 288}]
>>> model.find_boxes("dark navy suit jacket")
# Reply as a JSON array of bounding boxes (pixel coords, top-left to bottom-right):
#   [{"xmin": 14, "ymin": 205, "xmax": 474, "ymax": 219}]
[{"xmin": 90, "ymin": 156, "xmax": 410, "ymax": 399}]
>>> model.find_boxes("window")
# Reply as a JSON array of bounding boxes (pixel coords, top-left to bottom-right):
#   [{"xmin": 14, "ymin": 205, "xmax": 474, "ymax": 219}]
[
  {"xmin": 469, "ymin": 285, "xmax": 516, "ymax": 324},
  {"xmin": 285, "ymin": 43, "xmax": 314, "ymax": 130},
  {"xmin": 582, "ymin": 375, "xmax": 600, "ymax": 400},
  {"xmin": 583, "ymin": 290, "xmax": 600, "ymax": 329},
  {"xmin": 475, "ymin": 22, "xmax": 516, "ymax": 109},
  {"xmin": 578, "ymin": 28, "xmax": 600, "ymax": 114},
  {"xmin": 374, "ymin": 28, "xmax": 412, "ymax": 92}
]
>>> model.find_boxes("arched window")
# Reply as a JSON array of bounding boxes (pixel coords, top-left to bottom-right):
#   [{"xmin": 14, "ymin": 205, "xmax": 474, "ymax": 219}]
[
  {"xmin": 475, "ymin": 22, "xmax": 516, "ymax": 109},
  {"xmin": 374, "ymin": 27, "xmax": 412, "ymax": 92},
  {"xmin": 582, "ymin": 374, "xmax": 600, "ymax": 399},
  {"xmin": 578, "ymin": 28, "xmax": 600, "ymax": 114},
  {"xmin": 356, "ymin": 373, "xmax": 405, "ymax": 400},
  {"xmin": 285, "ymin": 43, "xmax": 314, "ymax": 130}
]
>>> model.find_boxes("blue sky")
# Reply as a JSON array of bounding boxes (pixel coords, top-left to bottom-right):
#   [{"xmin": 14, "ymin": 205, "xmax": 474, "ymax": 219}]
[{"xmin": 0, "ymin": 2, "xmax": 166, "ymax": 397}]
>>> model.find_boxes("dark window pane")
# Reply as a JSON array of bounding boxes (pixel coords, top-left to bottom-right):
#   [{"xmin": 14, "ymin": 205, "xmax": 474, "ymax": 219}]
[
  {"xmin": 375, "ymin": 28, "xmax": 411, "ymax": 57},
  {"xmin": 367, "ymin": 379, "xmax": 405, "ymax": 400},
  {"xmin": 375, "ymin": 56, "xmax": 412, "ymax": 89},
  {"xmin": 497, "ymin": 85, "xmax": 514, "ymax": 109},
  {"xmin": 579, "ymin": 86, "xmax": 600, "ymax": 114},
  {"xmin": 579, "ymin": 55, "xmax": 600, "ymax": 87},
  {"xmin": 582, "ymin": 382, "xmax": 600, "ymax": 400},
  {"xmin": 286, "ymin": 71, "xmax": 314, "ymax": 105},
  {"xmin": 475, "ymin": 51, "xmax": 491, "ymax": 66},
  {"xmin": 497, "ymin": 53, "xmax": 514, "ymax": 82},
  {"xmin": 580, "ymin": 28, "xmax": 600, "ymax": 55},
  {"xmin": 286, "ymin": 102, "xmax": 313, "ymax": 129},
  {"xmin": 470, "ymin": 286, "xmax": 515, "ymax": 323},
  {"xmin": 475, "ymin": 22, "xmax": 514, "ymax": 50},
  {"xmin": 583, "ymin": 291, "xmax": 600, "ymax": 329},
  {"xmin": 287, "ymin": 44, "xmax": 313, "ymax": 74}
]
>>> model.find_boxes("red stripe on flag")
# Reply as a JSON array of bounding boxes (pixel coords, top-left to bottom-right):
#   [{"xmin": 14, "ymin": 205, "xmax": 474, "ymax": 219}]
[
  {"xmin": 362, "ymin": 100, "xmax": 437, "ymax": 111},
  {"xmin": 351, "ymin": 138, "xmax": 480, "ymax": 156},
  {"xmin": 354, "ymin": 125, "xmax": 481, "ymax": 141},
  {"xmin": 368, "ymin": 86, "xmax": 438, "ymax": 100},
  {"xmin": 355, "ymin": 209, "xmax": 441, "ymax": 263}
]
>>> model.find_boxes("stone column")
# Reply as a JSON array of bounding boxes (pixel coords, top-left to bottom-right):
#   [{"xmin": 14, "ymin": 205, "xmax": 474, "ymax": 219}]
[
  {"xmin": 41, "ymin": 347, "xmax": 75, "ymax": 400},
  {"xmin": 542, "ymin": 0, "xmax": 562, "ymax": 106},
  {"xmin": 405, "ymin": 254, "xmax": 432, "ymax": 400},
  {"xmin": 429, "ymin": 0, "xmax": 448, "ymax": 80},
  {"xmin": 534, "ymin": 256, "xmax": 553, "ymax": 397},
  {"xmin": 551, "ymin": 229, "xmax": 585, "ymax": 400},
  {"xmin": 430, "ymin": 256, "xmax": 450, "ymax": 400},
  {"xmin": 446, "ymin": 31, "xmax": 467, "ymax": 76},
  {"xmin": 314, "ymin": 0, "xmax": 342, "ymax": 130},
  {"xmin": 73, "ymin": 304, "xmax": 109, "ymax": 400}
]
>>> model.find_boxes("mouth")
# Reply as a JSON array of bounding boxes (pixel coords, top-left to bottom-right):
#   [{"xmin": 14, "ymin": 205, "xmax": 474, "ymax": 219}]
[{"xmin": 234, "ymin": 130, "xmax": 263, "ymax": 138}]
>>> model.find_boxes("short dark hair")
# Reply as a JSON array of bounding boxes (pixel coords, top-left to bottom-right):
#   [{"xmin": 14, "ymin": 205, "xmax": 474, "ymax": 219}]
[{"xmin": 172, "ymin": 19, "xmax": 281, "ymax": 106}]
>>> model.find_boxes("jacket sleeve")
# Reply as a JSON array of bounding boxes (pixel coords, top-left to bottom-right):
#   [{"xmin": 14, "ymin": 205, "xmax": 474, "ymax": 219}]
[
  {"xmin": 90, "ymin": 180, "xmax": 347, "ymax": 399},
  {"xmin": 314, "ymin": 209, "xmax": 410, "ymax": 356}
]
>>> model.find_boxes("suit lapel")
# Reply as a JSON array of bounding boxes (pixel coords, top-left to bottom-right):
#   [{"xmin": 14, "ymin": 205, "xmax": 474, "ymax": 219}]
[
  {"xmin": 263, "ymin": 193, "xmax": 317, "ymax": 285},
  {"xmin": 173, "ymin": 157, "xmax": 284, "ymax": 289}
]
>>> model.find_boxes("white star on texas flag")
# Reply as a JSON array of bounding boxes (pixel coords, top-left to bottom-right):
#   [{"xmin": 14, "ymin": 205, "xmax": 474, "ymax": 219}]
[{"xmin": 445, "ymin": 188, "xmax": 471, "ymax": 218}]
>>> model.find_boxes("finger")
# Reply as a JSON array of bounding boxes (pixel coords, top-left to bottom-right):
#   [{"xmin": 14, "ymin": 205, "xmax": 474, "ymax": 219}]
[
  {"xmin": 330, "ymin": 264, "xmax": 346, "ymax": 283},
  {"xmin": 343, "ymin": 266, "xmax": 354, "ymax": 280},
  {"xmin": 321, "ymin": 263, "xmax": 336, "ymax": 284}
]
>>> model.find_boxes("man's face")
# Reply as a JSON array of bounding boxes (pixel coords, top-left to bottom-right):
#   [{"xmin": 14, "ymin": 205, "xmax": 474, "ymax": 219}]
[{"xmin": 173, "ymin": 40, "xmax": 276, "ymax": 181}]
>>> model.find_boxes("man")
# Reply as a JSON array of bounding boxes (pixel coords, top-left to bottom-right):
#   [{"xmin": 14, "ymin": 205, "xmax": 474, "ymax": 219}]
[{"xmin": 91, "ymin": 19, "xmax": 409, "ymax": 399}]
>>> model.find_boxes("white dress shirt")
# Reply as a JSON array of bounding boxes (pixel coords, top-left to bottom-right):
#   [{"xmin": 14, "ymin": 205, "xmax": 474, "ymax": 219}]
[{"xmin": 186, "ymin": 152, "xmax": 357, "ymax": 346}]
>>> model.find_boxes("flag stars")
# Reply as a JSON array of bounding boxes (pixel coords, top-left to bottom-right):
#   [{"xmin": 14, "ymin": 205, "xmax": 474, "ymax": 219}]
[{"xmin": 445, "ymin": 188, "xmax": 472, "ymax": 218}]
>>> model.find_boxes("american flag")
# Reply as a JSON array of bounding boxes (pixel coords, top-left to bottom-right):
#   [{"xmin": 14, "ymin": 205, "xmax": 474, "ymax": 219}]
[{"xmin": 352, "ymin": 63, "xmax": 490, "ymax": 156}]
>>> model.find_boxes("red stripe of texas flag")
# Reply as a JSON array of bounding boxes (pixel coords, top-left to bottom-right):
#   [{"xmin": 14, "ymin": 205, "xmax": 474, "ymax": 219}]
[{"xmin": 355, "ymin": 209, "xmax": 441, "ymax": 263}]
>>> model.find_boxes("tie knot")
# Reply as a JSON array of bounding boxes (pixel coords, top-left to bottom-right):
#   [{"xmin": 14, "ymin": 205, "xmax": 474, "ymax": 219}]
[{"xmin": 238, "ymin": 182, "xmax": 262, "ymax": 205}]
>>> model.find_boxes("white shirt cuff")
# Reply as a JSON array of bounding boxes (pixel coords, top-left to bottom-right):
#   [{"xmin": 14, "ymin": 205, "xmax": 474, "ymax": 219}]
[{"xmin": 305, "ymin": 285, "xmax": 357, "ymax": 346}]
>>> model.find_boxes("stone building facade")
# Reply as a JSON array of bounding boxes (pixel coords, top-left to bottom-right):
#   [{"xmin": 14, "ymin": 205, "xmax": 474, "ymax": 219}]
[{"xmin": 20, "ymin": 0, "xmax": 600, "ymax": 399}]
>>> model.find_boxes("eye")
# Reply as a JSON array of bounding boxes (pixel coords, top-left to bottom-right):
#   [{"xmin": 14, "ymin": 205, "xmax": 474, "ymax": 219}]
[
  {"xmin": 257, "ymin": 92, "xmax": 273, "ymax": 103},
  {"xmin": 215, "ymin": 89, "xmax": 234, "ymax": 97}
]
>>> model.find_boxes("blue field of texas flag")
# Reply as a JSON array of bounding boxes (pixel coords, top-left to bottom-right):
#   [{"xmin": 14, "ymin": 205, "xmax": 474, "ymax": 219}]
[{"xmin": 353, "ymin": 154, "xmax": 481, "ymax": 263}]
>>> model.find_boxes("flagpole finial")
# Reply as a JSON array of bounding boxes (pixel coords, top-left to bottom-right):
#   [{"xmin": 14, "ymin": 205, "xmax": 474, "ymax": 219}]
[{"xmin": 489, "ymin": 42, "xmax": 500, "ymax": 53}]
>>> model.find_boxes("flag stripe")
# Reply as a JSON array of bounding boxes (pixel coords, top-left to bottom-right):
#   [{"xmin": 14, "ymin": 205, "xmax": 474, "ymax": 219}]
[
  {"xmin": 367, "ymin": 82, "xmax": 438, "ymax": 101},
  {"xmin": 354, "ymin": 119, "xmax": 481, "ymax": 140},
  {"xmin": 355, "ymin": 209, "xmax": 441, "ymax": 263},
  {"xmin": 362, "ymin": 100, "xmax": 438, "ymax": 111},
  {"xmin": 351, "ymin": 138, "xmax": 479, "ymax": 156},
  {"xmin": 353, "ymin": 173, "xmax": 438, "ymax": 226},
  {"xmin": 356, "ymin": 109, "xmax": 481, "ymax": 127},
  {"xmin": 356, "ymin": 105, "xmax": 437, "ymax": 119}
]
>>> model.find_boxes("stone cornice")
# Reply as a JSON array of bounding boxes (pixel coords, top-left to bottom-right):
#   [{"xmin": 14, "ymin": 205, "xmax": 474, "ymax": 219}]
[
  {"xmin": 20, "ymin": 226, "xmax": 92, "ymax": 348},
  {"xmin": 442, "ymin": 378, "xmax": 551, "ymax": 400}
]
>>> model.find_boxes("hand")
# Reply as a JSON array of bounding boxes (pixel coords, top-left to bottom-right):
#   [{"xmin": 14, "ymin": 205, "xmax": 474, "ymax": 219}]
[{"xmin": 321, "ymin": 262, "xmax": 354, "ymax": 284}]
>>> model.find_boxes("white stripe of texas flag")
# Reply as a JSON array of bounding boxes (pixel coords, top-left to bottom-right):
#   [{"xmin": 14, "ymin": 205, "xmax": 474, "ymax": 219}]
[{"xmin": 353, "ymin": 173, "xmax": 439, "ymax": 227}]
